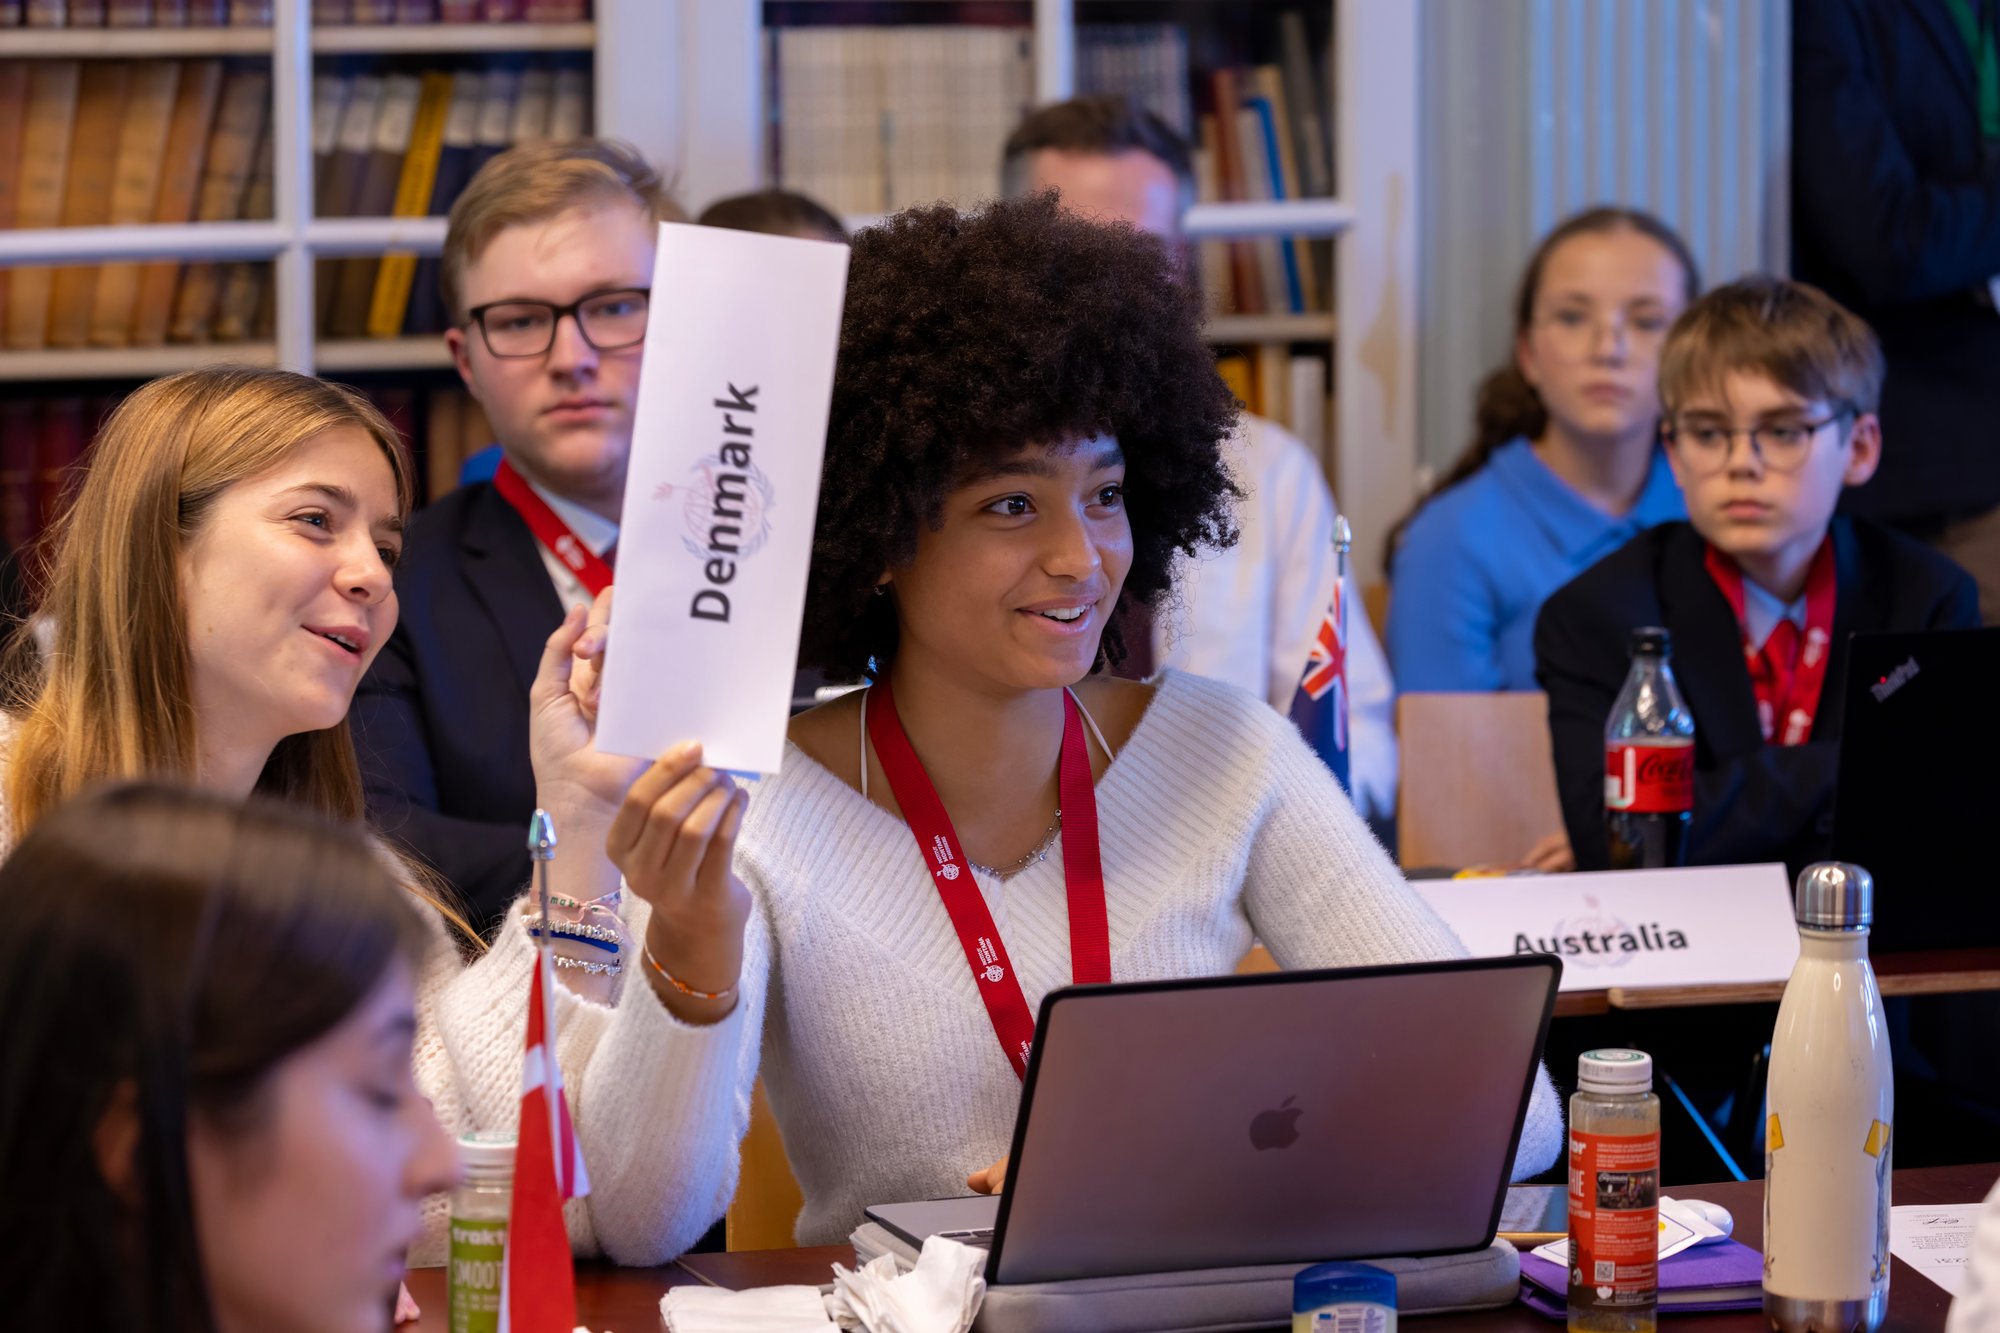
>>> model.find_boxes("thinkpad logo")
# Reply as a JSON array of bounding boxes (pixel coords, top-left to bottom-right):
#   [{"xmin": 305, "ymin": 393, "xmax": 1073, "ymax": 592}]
[{"xmin": 1870, "ymin": 656, "xmax": 1919, "ymax": 702}]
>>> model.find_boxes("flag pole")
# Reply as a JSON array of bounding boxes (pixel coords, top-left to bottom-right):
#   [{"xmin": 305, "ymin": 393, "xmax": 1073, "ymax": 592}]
[
  {"xmin": 529, "ymin": 807, "xmax": 558, "ymax": 926},
  {"xmin": 1334, "ymin": 514, "xmax": 1351, "ymax": 596},
  {"xmin": 527, "ymin": 809, "xmax": 560, "ymax": 1164}
]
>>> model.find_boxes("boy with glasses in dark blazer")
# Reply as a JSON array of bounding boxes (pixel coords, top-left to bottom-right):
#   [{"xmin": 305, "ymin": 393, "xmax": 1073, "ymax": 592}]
[
  {"xmin": 353, "ymin": 139, "xmax": 679, "ymax": 928},
  {"xmin": 1535, "ymin": 276, "xmax": 1978, "ymax": 876}
]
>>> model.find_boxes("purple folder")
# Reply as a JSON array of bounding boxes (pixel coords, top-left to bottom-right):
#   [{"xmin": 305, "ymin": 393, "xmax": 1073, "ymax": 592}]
[{"xmin": 1518, "ymin": 1240, "xmax": 1766, "ymax": 1317}]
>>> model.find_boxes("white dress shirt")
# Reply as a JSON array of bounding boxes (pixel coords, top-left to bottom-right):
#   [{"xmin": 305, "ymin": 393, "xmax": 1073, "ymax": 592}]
[
  {"xmin": 1153, "ymin": 413, "xmax": 1398, "ymax": 819},
  {"xmin": 522, "ymin": 474, "xmax": 620, "ymax": 614}
]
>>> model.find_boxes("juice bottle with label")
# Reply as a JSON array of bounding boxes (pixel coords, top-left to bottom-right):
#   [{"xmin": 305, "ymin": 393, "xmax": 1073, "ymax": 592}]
[
  {"xmin": 449, "ymin": 1132, "xmax": 515, "ymax": 1333},
  {"xmin": 1567, "ymin": 1049, "xmax": 1660, "ymax": 1333}
]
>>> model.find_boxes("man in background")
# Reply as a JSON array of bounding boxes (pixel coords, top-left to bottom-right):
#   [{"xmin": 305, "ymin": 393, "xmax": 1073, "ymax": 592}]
[{"xmin": 1002, "ymin": 97, "xmax": 1399, "ymax": 826}]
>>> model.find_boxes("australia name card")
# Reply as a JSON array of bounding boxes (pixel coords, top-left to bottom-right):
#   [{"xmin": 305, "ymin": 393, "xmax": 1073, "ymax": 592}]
[
  {"xmin": 1411, "ymin": 864, "xmax": 1799, "ymax": 992},
  {"xmin": 596, "ymin": 222, "xmax": 850, "ymax": 774}
]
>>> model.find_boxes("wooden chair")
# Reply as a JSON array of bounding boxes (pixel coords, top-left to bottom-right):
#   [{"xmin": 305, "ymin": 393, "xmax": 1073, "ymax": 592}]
[
  {"xmin": 726, "ymin": 1079, "xmax": 807, "ymax": 1251},
  {"xmin": 1395, "ymin": 692, "xmax": 1565, "ymax": 871},
  {"xmin": 1362, "ymin": 580, "xmax": 1390, "ymax": 645},
  {"xmin": 723, "ymin": 944, "xmax": 1283, "ymax": 1249}
]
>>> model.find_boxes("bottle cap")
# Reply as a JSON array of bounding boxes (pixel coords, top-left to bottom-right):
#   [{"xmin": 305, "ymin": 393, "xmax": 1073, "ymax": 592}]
[
  {"xmin": 1794, "ymin": 862, "xmax": 1873, "ymax": 930},
  {"xmin": 1294, "ymin": 1261, "xmax": 1397, "ymax": 1314},
  {"xmin": 458, "ymin": 1130, "xmax": 517, "ymax": 1172},
  {"xmin": 1578, "ymin": 1048, "xmax": 1653, "ymax": 1094},
  {"xmin": 1628, "ymin": 626, "xmax": 1671, "ymax": 657}
]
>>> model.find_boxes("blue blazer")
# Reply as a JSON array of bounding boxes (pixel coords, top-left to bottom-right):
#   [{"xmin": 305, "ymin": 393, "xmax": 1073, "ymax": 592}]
[
  {"xmin": 1794, "ymin": 0, "xmax": 2000, "ymax": 524},
  {"xmin": 352, "ymin": 481, "xmax": 562, "ymax": 929}
]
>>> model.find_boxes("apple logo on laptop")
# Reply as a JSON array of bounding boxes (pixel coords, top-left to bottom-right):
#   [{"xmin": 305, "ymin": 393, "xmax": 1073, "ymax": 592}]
[{"xmin": 1249, "ymin": 1095, "xmax": 1302, "ymax": 1150}]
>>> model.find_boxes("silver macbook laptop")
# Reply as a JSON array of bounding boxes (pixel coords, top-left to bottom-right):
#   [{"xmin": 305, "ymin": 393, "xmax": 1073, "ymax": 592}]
[{"xmin": 866, "ymin": 953, "xmax": 1561, "ymax": 1286}]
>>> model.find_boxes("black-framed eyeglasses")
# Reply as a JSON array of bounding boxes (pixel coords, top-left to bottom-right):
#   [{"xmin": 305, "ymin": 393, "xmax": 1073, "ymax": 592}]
[
  {"xmin": 1662, "ymin": 408, "xmax": 1852, "ymax": 475},
  {"xmin": 465, "ymin": 287, "xmax": 652, "ymax": 358}
]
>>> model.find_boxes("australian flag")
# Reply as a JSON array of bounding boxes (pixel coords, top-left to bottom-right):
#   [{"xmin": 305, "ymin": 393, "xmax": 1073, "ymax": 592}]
[{"xmin": 1289, "ymin": 564, "xmax": 1350, "ymax": 793}]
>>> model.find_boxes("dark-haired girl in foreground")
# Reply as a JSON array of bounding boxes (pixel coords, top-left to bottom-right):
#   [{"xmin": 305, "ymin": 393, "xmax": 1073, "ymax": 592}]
[
  {"xmin": 566, "ymin": 193, "xmax": 1562, "ymax": 1245},
  {"xmin": 0, "ymin": 785, "xmax": 458, "ymax": 1333}
]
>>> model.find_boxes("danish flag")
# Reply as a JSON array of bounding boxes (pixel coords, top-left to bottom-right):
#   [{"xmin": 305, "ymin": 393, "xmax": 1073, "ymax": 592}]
[
  {"xmin": 499, "ymin": 953, "xmax": 589, "ymax": 1333},
  {"xmin": 1289, "ymin": 573, "xmax": 1350, "ymax": 790}
]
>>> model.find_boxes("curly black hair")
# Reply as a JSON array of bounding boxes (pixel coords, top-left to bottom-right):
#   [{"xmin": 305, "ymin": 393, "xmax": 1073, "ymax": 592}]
[{"xmin": 800, "ymin": 190, "xmax": 1243, "ymax": 681}]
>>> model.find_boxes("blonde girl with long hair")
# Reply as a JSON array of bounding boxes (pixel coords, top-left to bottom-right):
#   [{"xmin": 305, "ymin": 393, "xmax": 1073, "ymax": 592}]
[{"xmin": 1, "ymin": 366, "xmax": 747, "ymax": 1266}]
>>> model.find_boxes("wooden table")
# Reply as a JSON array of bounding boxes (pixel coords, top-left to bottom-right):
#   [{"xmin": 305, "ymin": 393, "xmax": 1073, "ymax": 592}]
[
  {"xmin": 1550, "ymin": 946, "xmax": 2000, "ymax": 1017},
  {"xmin": 400, "ymin": 1162, "xmax": 1997, "ymax": 1332}
]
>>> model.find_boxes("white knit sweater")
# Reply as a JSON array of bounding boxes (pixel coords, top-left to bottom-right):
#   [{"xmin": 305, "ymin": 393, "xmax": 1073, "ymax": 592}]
[
  {"xmin": 697, "ymin": 670, "xmax": 1564, "ymax": 1246},
  {"xmin": 0, "ymin": 723, "xmax": 746, "ymax": 1267}
]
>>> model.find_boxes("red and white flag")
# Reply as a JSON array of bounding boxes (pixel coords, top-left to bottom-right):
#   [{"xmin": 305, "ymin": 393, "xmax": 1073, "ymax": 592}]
[{"xmin": 500, "ymin": 951, "xmax": 589, "ymax": 1333}]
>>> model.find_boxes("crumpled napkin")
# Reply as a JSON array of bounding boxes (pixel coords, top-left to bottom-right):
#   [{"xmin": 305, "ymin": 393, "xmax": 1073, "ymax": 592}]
[
  {"xmin": 826, "ymin": 1235, "xmax": 988, "ymax": 1333},
  {"xmin": 661, "ymin": 1283, "xmax": 837, "ymax": 1332},
  {"xmin": 659, "ymin": 1236, "xmax": 987, "ymax": 1333}
]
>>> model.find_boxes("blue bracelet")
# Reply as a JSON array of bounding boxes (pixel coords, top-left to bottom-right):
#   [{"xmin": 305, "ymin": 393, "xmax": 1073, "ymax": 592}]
[{"xmin": 527, "ymin": 923, "xmax": 623, "ymax": 955}]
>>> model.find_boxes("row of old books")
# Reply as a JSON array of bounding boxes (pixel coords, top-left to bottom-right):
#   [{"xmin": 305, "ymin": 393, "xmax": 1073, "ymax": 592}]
[
  {"xmin": 313, "ymin": 62, "xmax": 591, "ymax": 339},
  {"xmin": 1217, "ymin": 348, "xmax": 1330, "ymax": 461},
  {"xmin": 767, "ymin": 25, "xmax": 1034, "ymax": 218},
  {"xmin": 0, "ymin": 391, "xmax": 101, "ymax": 558},
  {"xmin": 1, "ymin": 0, "xmax": 585, "ymax": 23},
  {"xmin": 0, "ymin": 59, "xmax": 277, "ymax": 350},
  {"xmin": 4, "ymin": 0, "xmax": 271, "ymax": 23},
  {"xmin": 313, "ymin": 0, "xmax": 588, "ymax": 21},
  {"xmin": 763, "ymin": 16, "xmax": 1333, "ymax": 319},
  {"xmin": 1190, "ymin": 8, "xmax": 1334, "ymax": 318},
  {"xmin": 0, "ymin": 378, "xmax": 493, "ymax": 558},
  {"xmin": 0, "ymin": 57, "xmax": 590, "ymax": 351}
]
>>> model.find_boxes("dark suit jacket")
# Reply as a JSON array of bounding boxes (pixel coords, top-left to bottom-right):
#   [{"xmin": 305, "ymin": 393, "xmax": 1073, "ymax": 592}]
[
  {"xmin": 1535, "ymin": 518, "xmax": 1978, "ymax": 877},
  {"xmin": 353, "ymin": 481, "xmax": 565, "ymax": 929},
  {"xmin": 1793, "ymin": 0, "xmax": 2000, "ymax": 524}
]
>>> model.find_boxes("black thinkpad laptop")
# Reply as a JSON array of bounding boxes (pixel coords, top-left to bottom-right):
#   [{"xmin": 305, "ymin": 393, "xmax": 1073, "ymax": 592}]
[{"xmin": 1831, "ymin": 627, "xmax": 2000, "ymax": 952}]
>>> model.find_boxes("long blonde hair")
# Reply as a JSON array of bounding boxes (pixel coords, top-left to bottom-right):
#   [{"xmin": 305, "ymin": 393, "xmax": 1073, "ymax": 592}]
[{"xmin": 3, "ymin": 369, "xmax": 473, "ymax": 939}]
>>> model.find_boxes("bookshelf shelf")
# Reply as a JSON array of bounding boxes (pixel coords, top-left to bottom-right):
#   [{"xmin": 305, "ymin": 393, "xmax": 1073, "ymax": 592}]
[
  {"xmin": 304, "ymin": 215, "xmax": 447, "ymax": 257},
  {"xmin": 0, "ymin": 26, "xmax": 277, "ymax": 57},
  {"xmin": 1183, "ymin": 199, "xmax": 1354, "ymax": 240},
  {"xmin": 1205, "ymin": 312, "xmax": 1337, "ymax": 345},
  {"xmin": 315, "ymin": 336, "xmax": 455, "ymax": 371},
  {"xmin": 0, "ymin": 344, "xmax": 278, "ymax": 383},
  {"xmin": 0, "ymin": 221, "xmax": 290, "ymax": 267},
  {"xmin": 311, "ymin": 22, "xmax": 596, "ymax": 54},
  {"xmin": 844, "ymin": 198, "xmax": 1354, "ymax": 243}
]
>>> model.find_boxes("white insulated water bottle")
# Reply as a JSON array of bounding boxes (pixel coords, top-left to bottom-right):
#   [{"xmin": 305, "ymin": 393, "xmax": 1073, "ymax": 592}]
[{"xmin": 1763, "ymin": 863, "xmax": 1893, "ymax": 1333}]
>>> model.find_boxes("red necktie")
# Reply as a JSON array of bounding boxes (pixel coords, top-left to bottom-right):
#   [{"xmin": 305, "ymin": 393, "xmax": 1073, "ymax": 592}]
[{"xmin": 1753, "ymin": 619, "xmax": 1799, "ymax": 740}]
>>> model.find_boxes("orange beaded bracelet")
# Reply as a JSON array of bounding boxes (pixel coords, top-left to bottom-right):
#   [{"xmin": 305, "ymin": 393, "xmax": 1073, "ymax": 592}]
[{"xmin": 640, "ymin": 939, "xmax": 739, "ymax": 1004}]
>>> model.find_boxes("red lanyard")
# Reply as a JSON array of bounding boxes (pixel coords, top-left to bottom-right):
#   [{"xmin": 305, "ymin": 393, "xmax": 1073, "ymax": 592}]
[
  {"xmin": 1703, "ymin": 538, "xmax": 1837, "ymax": 747},
  {"xmin": 493, "ymin": 457, "xmax": 615, "ymax": 597},
  {"xmin": 866, "ymin": 677, "xmax": 1110, "ymax": 1079}
]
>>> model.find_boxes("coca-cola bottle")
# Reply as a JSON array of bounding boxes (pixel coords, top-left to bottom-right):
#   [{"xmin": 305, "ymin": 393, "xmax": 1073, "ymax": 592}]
[{"xmin": 1604, "ymin": 627, "xmax": 1694, "ymax": 869}]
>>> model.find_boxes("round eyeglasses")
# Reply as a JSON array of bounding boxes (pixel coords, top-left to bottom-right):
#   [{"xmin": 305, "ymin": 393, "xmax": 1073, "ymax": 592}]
[{"xmin": 1663, "ymin": 409, "xmax": 1851, "ymax": 475}]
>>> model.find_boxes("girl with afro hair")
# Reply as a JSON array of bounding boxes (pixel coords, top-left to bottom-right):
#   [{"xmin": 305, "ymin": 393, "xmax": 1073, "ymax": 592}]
[{"xmin": 569, "ymin": 191, "xmax": 1561, "ymax": 1244}]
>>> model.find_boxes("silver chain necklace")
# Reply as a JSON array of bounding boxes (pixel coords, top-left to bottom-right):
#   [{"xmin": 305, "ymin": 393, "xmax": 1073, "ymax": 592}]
[{"xmin": 969, "ymin": 809, "xmax": 1062, "ymax": 879}]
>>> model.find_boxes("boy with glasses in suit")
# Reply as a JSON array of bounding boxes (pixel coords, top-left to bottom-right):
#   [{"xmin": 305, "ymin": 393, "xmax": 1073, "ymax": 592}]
[
  {"xmin": 353, "ymin": 139, "xmax": 680, "ymax": 927},
  {"xmin": 1535, "ymin": 276, "xmax": 1978, "ymax": 876}
]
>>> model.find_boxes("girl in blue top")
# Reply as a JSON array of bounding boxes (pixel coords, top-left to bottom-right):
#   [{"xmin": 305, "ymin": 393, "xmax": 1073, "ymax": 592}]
[{"xmin": 1388, "ymin": 207, "xmax": 1699, "ymax": 694}]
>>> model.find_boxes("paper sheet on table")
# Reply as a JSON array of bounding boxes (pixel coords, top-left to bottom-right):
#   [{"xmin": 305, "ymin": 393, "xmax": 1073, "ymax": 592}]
[
  {"xmin": 596, "ymin": 222, "xmax": 849, "ymax": 775},
  {"xmin": 1891, "ymin": 1204, "xmax": 1978, "ymax": 1295},
  {"xmin": 1530, "ymin": 1197, "xmax": 1724, "ymax": 1267}
]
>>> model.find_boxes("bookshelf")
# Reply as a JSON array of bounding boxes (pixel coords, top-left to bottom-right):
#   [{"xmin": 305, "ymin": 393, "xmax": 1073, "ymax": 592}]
[
  {"xmin": 0, "ymin": 0, "xmax": 671, "ymax": 381},
  {"xmin": 697, "ymin": 0, "xmax": 1418, "ymax": 578},
  {"xmin": 0, "ymin": 0, "xmax": 1419, "ymax": 577}
]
